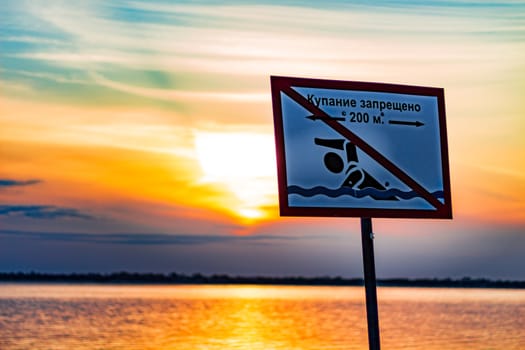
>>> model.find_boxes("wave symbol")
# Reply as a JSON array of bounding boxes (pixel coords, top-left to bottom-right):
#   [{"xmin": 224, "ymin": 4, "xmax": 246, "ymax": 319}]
[{"xmin": 287, "ymin": 185, "xmax": 444, "ymax": 200}]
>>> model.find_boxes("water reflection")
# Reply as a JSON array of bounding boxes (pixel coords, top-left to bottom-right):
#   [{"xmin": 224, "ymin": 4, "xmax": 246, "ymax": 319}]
[{"xmin": 0, "ymin": 285, "xmax": 523, "ymax": 350}]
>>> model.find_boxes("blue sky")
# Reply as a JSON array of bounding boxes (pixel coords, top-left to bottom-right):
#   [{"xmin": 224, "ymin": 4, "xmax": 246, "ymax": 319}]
[{"xmin": 1, "ymin": 0, "xmax": 524, "ymax": 279}]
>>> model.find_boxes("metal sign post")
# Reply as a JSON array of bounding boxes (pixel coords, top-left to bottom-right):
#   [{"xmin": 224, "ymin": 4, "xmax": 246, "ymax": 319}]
[
  {"xmin": 361, "ymin": 217, "xmax": 380, "ymax": 350},
  {"xmin": 270, "ymin": 76, "xmax": 452, "ymax": 350}
]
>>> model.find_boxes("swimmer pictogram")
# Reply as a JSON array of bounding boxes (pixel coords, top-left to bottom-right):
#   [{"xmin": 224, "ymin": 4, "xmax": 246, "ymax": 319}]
[{"xmin": 313, "ymin": 137, "xmax": 397, "ymax": 201}]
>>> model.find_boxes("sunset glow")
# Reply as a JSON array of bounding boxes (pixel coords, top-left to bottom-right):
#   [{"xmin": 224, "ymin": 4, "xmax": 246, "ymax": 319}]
[
  {"xmin": 1, "ymin": 0, "xmax": 524, "ymax": 279},
  {"xmin": 195, "ymin": 131, "xmax": 276, "ymax": 220}
]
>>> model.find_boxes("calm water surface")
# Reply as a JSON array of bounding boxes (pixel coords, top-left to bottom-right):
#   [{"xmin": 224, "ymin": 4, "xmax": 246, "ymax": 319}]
[{"xmin": 0, "ymin": 284, "xmax": 523, "ymax": 350}]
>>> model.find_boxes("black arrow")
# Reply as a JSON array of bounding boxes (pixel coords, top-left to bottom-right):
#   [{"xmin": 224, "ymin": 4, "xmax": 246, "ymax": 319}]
[
  {"xmin": 306, "ymin": 114, "xmax": 345, "ymax": 122},
  {"xmin": 388, "ymin": 120, "xmax": 424, "ymax": 127}
]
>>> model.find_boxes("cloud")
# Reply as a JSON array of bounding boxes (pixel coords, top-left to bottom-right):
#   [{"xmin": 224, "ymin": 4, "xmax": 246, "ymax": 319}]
[
  {"xmin": 0, "ymin": 205, "xmax": 93, "ymax": 220},
  {"xmin": 91, "ymin": 72, "xmax": 267, "ymax": 103},
  {"xmin": 9, "ymin": 69, "xmax": 89, "ymax": 85},
  {"xmin": 0, "ymin": 229, "xmax": 300, "ymax": 246},
  {"xmin": 6, "ymin": 0, "xmax": 522, "ymax": 95},
  {"xmin": 0, "ymin": 179, "xmax": 42, "ymax": 188}
]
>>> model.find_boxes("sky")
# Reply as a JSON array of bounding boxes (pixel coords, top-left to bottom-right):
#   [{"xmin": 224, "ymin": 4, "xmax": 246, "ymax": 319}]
[{"xmin": 1, "ymin": 0, "xmax": 524, "ymax": 279}]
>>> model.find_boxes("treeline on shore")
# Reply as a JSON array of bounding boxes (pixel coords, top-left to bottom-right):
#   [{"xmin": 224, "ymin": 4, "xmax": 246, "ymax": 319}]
[{"xmin": 0, "ymin": 272, "xmax": 524, "ymax": 289}]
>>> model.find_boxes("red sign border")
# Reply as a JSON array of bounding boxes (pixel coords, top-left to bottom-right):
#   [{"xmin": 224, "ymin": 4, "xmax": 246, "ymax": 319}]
[{"xmin": 271, "ymin": 75, "xmax": 452, "ymax": 219}]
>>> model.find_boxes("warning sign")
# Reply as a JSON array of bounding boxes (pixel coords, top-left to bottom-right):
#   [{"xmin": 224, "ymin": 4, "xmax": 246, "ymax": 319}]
[{"xmin": 271, "ymin": 76, "xmax": 452, "ymax": 219}]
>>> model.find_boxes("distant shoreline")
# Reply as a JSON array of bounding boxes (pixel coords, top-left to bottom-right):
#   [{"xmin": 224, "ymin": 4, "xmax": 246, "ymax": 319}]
[{"xmin": 1, "ymin": 272, "xmax": 524, "ymax": 289}]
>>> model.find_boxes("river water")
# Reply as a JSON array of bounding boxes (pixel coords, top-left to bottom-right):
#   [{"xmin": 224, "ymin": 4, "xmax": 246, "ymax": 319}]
[{"xmin": 0, "ymin": 284, "xmax": 523, "ymax": 349}]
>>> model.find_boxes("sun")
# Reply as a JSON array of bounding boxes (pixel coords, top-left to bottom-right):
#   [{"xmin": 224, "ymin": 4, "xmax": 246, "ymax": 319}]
[{"xmin": 194, "ymin": 131, "xmax": 277, "ymax": 220}]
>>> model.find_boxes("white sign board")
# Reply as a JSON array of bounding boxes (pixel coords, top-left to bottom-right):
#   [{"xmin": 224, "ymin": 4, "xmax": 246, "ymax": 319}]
[{"xmin": 271, "ymin": 76, "xmax": 452, "ymax": 218}]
